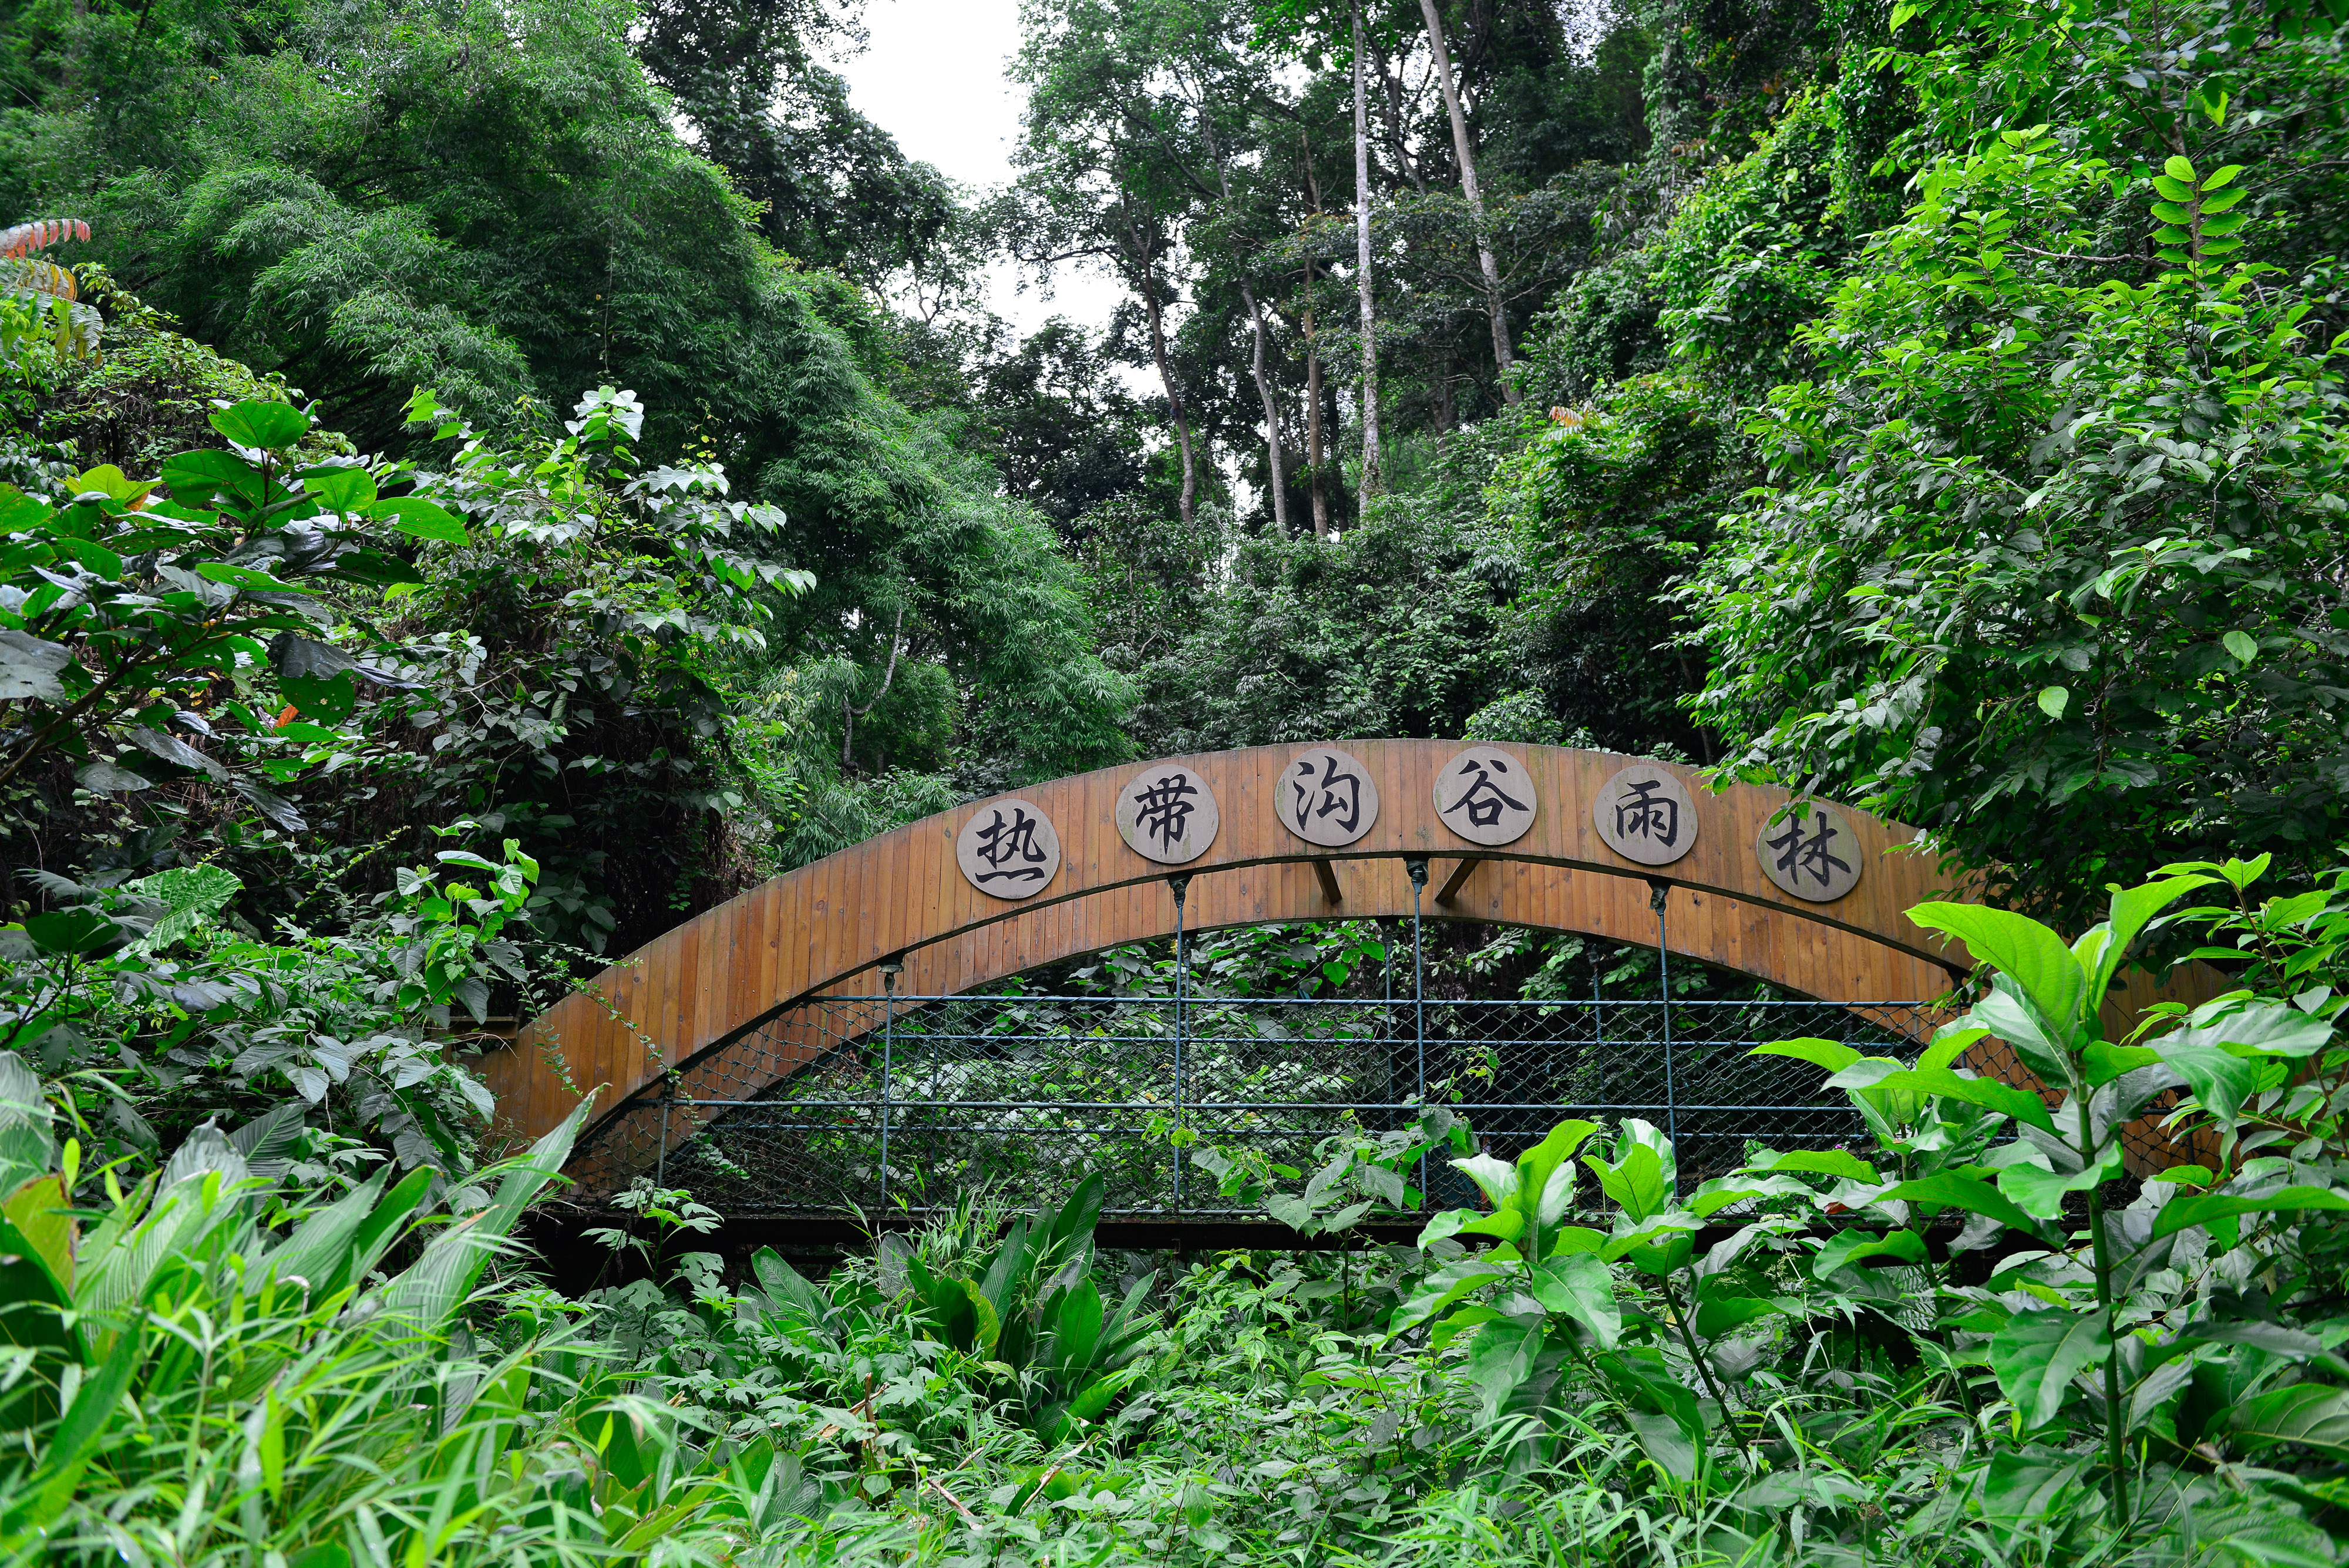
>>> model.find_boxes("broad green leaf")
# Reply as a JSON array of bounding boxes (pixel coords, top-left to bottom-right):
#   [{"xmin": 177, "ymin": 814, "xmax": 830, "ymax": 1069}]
[
  {"xmin": 1587, "ymin": 1142, "xmax": 1671, "ymax": 1223},
  {"xmin": 2223, "ymin": 630, "xmax": 2258, "ymax": 665},
  {"xmin": 1692, "ymin": 1291, "xmax": 1783, "ymax": 1338},
  {"xmin": 2227, "ymin": 1384, "xmax": 2349, "ymax": 1457},
  {"xmin": 1389, "ymin": 1259, "xmax": 1506, "ymax": 1337},
  {"xmin": 1979, "ymin": 1448, "xmax": 2086, "ymax": 1542},
  {"xmin": 1623, "ymin": 1410, "xmax": 1698, "ymax": 1480},
  {"xmin": 2166, "ymin": 997, "xmax": 2334, "ymax": 1059},
  {"xmin": 1918, "ymin": 1025, "xmax": 1987, "ymax": 1072},
  {"xmin": 1594, "ymin": 1352, "xmax": 1707, "ymax": 1479},
  {"xmin": 129, "ymin": 864, "xmax": 241, "ymax": 950},
  {"xmin": 280, "ymin": 671, "xmax": 357, "ymax": 724},
  {"xmin": 374, "ymin": 496, "xmax": 469, "ymax": 544},
  {"xmin": 1881, "ymin": 1175, "xmax": 2046, "ymax": 1237},
  {"xmin": 65, "ymin": 464, "xmax": 152, "ymax": 504},
  {"xmin": 1046, "ymin": 1277, "xmax": 1103, "ymax": 1370},
  {"xmin": 1909, "ymin": 902, "xmax": 2086, "ymax": 1037},
  {"xmin": 374, "ymin": 1098, "xmax": 592, "ymax": 1328},
  {"xmin": 159, "ymin": 448, "xmax": 264, "ymax": 506},
  {"xmin": 1, "ymin": 1175, "xmax": 74, "ymax": 1297},
  {"xmin": 1, "ymin": 1310, "xmax": 143, "ymax": 1533},
  {"xmin": 1813, "ymin": 1227, "xmax": 1927, "ymax": 1280},
  {"xmin": 1514, "ymin": 1118, "xmax": 1596, "ymax": 1250},
  {"xmin": 1749, "ymin": 1037, "xmax": 1861, "ymax": 1074},
  {"xmin": 1967, "ymin": 981, "xmax": 2073, "ymax": 1086},
  {"xmin": 1463, "ymin": 1318, "xmax": 1544, "ymax": 1426},
  {"xmin": 1742, "ymin": 1148, "xmax": 1880, "ymax": 1183},
  {"xmin": 1068, "ymin": 1364, "xmax": 1143, "ymax": 1423},
  {"xmin": 261, "ymin": 1165, "xmax": 392, "ymax": 1300},
  {"xmin": 210, "ymin": 400, "xmax": 311, "ymax": 450},
  {"xmin": 302, "ymin": 465, "xmax": 378, "ymax": 512},
  {"xmin": 1990, "ymin": 1308, "xmax": 2112, "ymax": 1429},
  {"xmin": 2151, "ymin": 1038, "xmax": 2268, "ymax": 1128},
  {"xmin": 0, "ymin": 631, "xmax": 72, "ymax": 702},
  {"xmin": 1451, "ymin": 1153, "xmax": 1520, "ymax": 1213},
  {"xmin": 2080, "ymin": 876, "xmax": 2212, "ymax": 1002},
  {"xmin": 314, "ymin": 1165, "xmax": 435, "ymax": 1303},
  {"xmin": 2082, "ymin": 1041, "xmax": 2159, "ymax": 1086},
  {"xmin": 1529, "ymin": 1252, "xmax": 1620, "ymax": 1349},
  {"xmin": 24, "ymin": 907, "xmax": 127, "ymax": 956},
  {"xmin": 1998, "ymin": 1146, "xmax": 2121, "ymax": 1220},
  {"xmin": 1688, "ymin": 1173, "xmax": 1816, "ymax": 1218},
  {"xmin": 0, "ymin": 1186, "xmax": 75, "ymax": 1364},
  {"xmin": 2036, "ymin": 685, "xmax": 2068, "ymax": 718},
  {"xmin": 1602, "ymin": 1214, "xmax": 1698, "ymax": 1274},
  {"xmin": 195, "ymin": 562, "xmax": 301, "ymax": 593},
  {"xmin": 2153, "ymin": 1186, "xmax": 2349, "ymax": 1240},
  {"xmin": 1892, "ymin": 1065, "xmax": 2056, "ymax": 1132}
]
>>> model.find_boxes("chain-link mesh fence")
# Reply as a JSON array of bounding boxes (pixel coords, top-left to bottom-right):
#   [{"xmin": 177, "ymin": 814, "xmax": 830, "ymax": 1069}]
[{"xmin": 574, "ymin": 990, "xmax": 1948, "ymax": 1217}]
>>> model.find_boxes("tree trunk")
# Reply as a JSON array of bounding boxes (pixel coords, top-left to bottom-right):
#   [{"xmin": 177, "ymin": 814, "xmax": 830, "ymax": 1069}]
[
  {"xmin": 1351, "ymin": 0, "xmax": 1384, "ymax": 506},
  {"xmin": 1374, "ymin": 31, "xmax": 1428, "ymax": 194},
  {"xmin": 1301, "ymin": 261, "xmax": 1330, "ymax": 536},
  {"xmin": 1418, "ymin": 0, "xmax": 1518, "ymax": 402},
  {"xmin": 1239, "ymin": 276, "xmax": 1290, "ymax": 533},
  {"xmin": 1302, "ymin": 132, "xmax": 1331, "ymax": 537},
  {"xmin": 1124, "ymin": 196, "xmax": 1196, "ymax": 531},
  {"xmin": 1204, "ymin": 113, "xmax": 1290, "ymax": 536}
]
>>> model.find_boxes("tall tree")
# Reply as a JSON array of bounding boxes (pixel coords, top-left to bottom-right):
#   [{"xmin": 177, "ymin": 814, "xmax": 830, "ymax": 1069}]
[
  {"xmin": 1189, "ymin": 103, "xmax": 1290, "ymax": 534},
  {"xmin": 1011, "ymin": 0, "xmax": 1205, "ymax": 531},
  {"xmin": 1415, "ymin": 0, "xmax": 1517, "ymax": 401},
  {"xmin": 1298, "ymin": 128, "xmax": 1333, "ymax": 535},
  {"xmin": 1350, "ymin": 0, "xmax": 1384, "ymax": 503}
]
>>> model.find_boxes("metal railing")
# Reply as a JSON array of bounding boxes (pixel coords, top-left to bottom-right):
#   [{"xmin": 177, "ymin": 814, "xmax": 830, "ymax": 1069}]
[{"xmin": 580, "ymin": 984, "xmax": 1940, "ymax": 1217}]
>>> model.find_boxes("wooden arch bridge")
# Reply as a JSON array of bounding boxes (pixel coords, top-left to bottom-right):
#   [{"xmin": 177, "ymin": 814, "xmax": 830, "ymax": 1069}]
[{"xmin": 482, "ymin": 741, "xmax": 2212, "ymax": 1219}]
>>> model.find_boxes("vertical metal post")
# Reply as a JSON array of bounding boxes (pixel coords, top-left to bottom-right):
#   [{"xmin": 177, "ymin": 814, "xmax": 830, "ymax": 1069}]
[
  {"xmin": 1169, "ymin": 874, "xmax": 1191, "ymax": 1217},
  {"xmin": 879, "ymin": 961, "xmax": 901, "ymax": 1210},
  {"xmin": 1593, "ymin": 952, "xmax": 1606, "ymax": 1115},
  {"xmin": 1405, "ymin": 858, "xmax": 1429, "ymax": 1196},
  {"xmin": 1384, "ymin": 918, "xmax": 1396, "ymax": 1123},
  {"xmin": 655, "ymin": 1073, "xmax": 673, "ymax": 1188},
  {"xmin": 1650, "ymin": 880, "xmax": 1677, "ymax": 1187}
]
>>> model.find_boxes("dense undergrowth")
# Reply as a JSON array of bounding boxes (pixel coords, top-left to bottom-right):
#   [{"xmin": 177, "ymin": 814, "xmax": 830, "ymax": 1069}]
[
  {"xmin": 2, "ymin": 0, "xmax": 2348, "ymax": 1560},
  {"xmin": 7, "ymin": 859, "xmax": 2349, "ymax": 1564}
]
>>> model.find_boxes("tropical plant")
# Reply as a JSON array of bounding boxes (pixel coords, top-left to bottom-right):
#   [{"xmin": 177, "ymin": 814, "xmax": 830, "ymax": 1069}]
[
  {"xmin": 0, "ymin": 398, "xmax": 432, "ymax": 811},
  {"xmin": 898, "ymin": 1173, "xmax": 1160, "ymax": 1441}
]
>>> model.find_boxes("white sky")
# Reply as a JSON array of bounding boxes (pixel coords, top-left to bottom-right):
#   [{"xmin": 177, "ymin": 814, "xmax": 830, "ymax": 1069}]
[{"xmin": 831, "ymin": 0, "xmax": 1128, "ymax": 336}]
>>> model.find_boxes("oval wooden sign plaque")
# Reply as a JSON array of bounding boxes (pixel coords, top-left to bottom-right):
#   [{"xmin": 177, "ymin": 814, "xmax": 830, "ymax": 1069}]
[{"xmin": 955, "ymin": 799, "xmax": 1062, "ymax": 898}]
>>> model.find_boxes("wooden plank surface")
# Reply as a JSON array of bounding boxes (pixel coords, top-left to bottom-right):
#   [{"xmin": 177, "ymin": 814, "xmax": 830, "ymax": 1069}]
[{"xmin": 474, "ymin": 742, "xmax": 2222, "ymax": 1175}]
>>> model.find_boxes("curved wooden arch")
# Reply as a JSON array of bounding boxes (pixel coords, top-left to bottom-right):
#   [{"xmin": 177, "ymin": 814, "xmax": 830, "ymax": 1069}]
[{"xmin": 477, "ymin": 742, "xmax": 2217, "ymax": 1178}]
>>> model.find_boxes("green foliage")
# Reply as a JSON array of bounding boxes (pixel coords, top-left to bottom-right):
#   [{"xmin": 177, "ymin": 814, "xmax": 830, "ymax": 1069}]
[
  {"xmin": 1126, "ymin": 487, "xmax": 1521, "ymax": 753},
  {"xmin": 0, "ymin": 396, "xmax": 425, "ymax": 817},
  {"xmin": 1686, "ymin": 128, "xmax": 2349, "ymax": 920}
]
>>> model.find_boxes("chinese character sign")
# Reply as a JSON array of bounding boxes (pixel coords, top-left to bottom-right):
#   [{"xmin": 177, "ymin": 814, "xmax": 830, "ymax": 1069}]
[
  {"xmin": 1116, "ymin": 765, "xmax": 1220, "ymax": 864},
  {"xmin": 1433, "ymin": 746, "xmax": 1536, "ymax": 846},
  {"xmin": 1593, "ymin": 766, "xmax": 1698, "ymax": 867},
  {"xmin": 955, "ymin": 798, "xmax": 1062, "ymax": 899},
  {"xmin": 1755, "ymin": 800, "xmax": 1863, "ymax": 902},
  {"xmin": 1278, "ymin": 746, "xmax": 1380, "ymax": 847}
]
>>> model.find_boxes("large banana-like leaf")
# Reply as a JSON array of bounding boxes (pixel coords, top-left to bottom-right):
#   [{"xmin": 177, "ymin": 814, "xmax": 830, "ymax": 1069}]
[
  {"xmin": 74, "ymin": 1126, "xmax": 258, "ymax": 1352},
  {"xmin": 258, "ymin": 1163, "xmax": 412, "ymax": 1301},
  {"xmin": 371, "ymin": 1098, "xmax": 591, "ymax": 1329},
  {"xmin": 1045, "ymin": 1277, "xmax": 1105, "ymax": 1378},
  {"xmin": 0, "ymin": 1304, "xmax": 141, "ymax": 1543}
]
